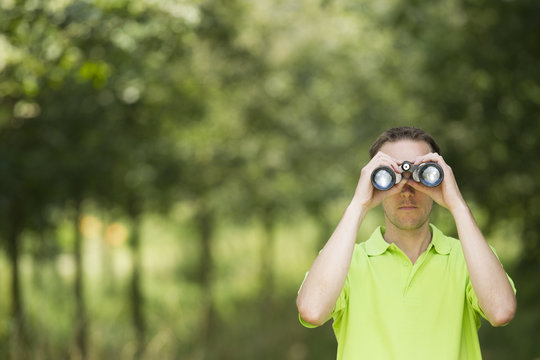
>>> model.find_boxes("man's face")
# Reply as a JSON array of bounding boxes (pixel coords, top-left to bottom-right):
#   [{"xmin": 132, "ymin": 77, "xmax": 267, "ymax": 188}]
[{"xmin": 379, "ymin": 140, "xmax": 434, "ymax": 231}]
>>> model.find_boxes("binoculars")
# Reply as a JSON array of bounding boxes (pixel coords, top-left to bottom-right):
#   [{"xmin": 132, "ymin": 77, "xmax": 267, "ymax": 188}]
[{"xmin": 371, "ymin": 161, "xmax": 444, "ymax": 191}]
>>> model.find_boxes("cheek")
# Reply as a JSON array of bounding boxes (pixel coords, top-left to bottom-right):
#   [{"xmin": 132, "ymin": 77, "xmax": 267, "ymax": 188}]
[
  {"xmin": 420, "ymin": 197, "xmax": 434, "ymax": 210},
  {"xmin": 381, "ymin": 195, "xmax": 396, "ymax": 208}
]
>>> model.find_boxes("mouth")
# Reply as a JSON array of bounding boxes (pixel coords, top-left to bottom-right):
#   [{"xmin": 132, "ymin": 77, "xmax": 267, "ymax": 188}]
[{"xmin": 398, "ymin": 204, "xmax": 417, "ymax": 210}]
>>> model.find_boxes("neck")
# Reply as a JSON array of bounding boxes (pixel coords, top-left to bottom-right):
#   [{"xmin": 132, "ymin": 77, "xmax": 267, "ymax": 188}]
[{"xmin": 383, "ymin": 222, "xmax": 432, "ymax": 264}]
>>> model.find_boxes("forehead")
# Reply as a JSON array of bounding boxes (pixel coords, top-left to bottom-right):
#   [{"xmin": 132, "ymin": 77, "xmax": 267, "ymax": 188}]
[{"xmin": 379, "ymin": 140, "xmax": 432, "ymax": 161}]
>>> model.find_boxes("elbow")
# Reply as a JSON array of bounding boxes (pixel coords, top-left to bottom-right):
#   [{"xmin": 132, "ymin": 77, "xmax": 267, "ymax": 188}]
[
  {"xmin": 296, "ymin": 298, "xmax": 328, "ymax": 327},
  {"xmin": 488, "ymin": 301, "xmax": 517, "ymax": 327},
  {"xmin": 298, "ymin": 309, "xmax": 327, "ymax": 327}
]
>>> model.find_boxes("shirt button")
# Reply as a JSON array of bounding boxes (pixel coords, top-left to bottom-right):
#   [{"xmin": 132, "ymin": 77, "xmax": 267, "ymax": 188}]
[{"xmin": 403, "ymin": 261, "xmax": 408, "ymax": 267}]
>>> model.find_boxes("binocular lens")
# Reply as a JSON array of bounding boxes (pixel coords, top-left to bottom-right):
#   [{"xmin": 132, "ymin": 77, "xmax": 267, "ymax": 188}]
[
  {"xmin": 372, "ymin": 167, "xmax": 395, "ymax": 191},
  {"xmin": 420, "ymin": 164, "xmax": 443, "ymax": 187}
]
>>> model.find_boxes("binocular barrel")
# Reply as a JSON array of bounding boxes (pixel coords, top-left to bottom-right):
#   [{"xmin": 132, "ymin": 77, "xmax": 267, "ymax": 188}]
[{"xmin": 371, "ymin": 161, "xmax": 444, "ymax": 191}]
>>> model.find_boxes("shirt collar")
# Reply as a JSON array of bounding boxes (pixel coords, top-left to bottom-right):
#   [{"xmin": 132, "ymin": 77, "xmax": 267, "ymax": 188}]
[
  {"xmin": 365, "ymin": 227, "xmax": 391, "ymax": 256},
  {"xmin": 365, "ymin": 224, "xmax": 451, "ymax": 256},
  {"xmin": 429, "ymin": 224, "xmax": 451, "ymax": 255}
]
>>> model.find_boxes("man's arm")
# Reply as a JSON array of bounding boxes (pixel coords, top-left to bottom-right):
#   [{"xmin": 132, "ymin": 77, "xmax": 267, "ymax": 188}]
[
  {"xmin": 451, "ymin": 203, "xmax": 516, "ymax": 326},
  {"xmin": 296, "ymin": 152, "xmax": 403, "ymax": 326},
  {"xmin": 410, "ymin": 153, "xmax": 517, "ymax": 326},
  {"xmin": 296, "ymin": 201, "xmax": 365, "ymax": 326}
]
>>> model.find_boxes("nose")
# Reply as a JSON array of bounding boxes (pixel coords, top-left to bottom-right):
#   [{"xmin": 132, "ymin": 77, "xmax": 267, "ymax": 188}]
[{"xmin": 401, "ymin": 183, "xmax": 415, "ymax": 197}]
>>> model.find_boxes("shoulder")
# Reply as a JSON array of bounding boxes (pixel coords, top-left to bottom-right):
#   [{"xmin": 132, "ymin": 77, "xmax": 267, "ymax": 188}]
[
  {"xmin": 430, "ymin": 226, "xmax": 470, "ymax": 269},
  {"xmin": 346, "ymin": 241, "xmax": 376, "ymax": 271},
  {"xmin": 430, "ymin": 224, "xmax": 461, "ymax": 253},
  {"xmin": 352, "ymin": 242, "xmax": 370, "ymax": 260}
]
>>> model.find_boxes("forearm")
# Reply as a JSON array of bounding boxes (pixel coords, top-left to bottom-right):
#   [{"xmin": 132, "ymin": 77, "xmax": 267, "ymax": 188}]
[
  {"xmin": 296, "ymin": 199, "xmax": 367, "ymax": 326},
  {"xmin": 451, "ymin": 202, "xmax": 516, "ymax": 326}
]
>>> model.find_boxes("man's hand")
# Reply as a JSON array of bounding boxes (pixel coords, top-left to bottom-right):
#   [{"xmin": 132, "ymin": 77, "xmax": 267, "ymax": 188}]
[
  {"xmin": 352, "ymin": 151, "xmax": 408, "ymax": 211},
  {"xmin": 406, "ymin": 152, "xmax": 466, "ymax": 213}
]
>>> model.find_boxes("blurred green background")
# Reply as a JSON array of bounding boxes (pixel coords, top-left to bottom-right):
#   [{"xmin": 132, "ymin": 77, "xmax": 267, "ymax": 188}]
[{"xmin": 1, "ymin": 0, "xmax": 539, "ymax": 359}]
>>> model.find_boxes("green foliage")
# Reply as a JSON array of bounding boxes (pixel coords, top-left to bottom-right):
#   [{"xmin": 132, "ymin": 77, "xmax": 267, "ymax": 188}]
[{"xmin": 1, "ymin": 0, "xmax": 539, "ymax": 358}]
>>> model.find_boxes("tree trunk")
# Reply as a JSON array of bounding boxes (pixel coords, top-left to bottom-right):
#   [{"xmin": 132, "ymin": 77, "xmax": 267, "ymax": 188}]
[
  {"xmin": 128, "ymin": 205, "xmax": 145, "ymax": 360},
  {"xmin": 197, "ymin": 207, "xmax": 215, "ymax": 359},
  {"xmin": 256, "ymin": 208, "xmax": 277, "ymax": 357},
  {"xmin": 73, "ymin": 199, "xmax": 88, "ymax": 360},
  {"xmin": 8, "ymin": 200, "xmax": 25, "ymax": 359},
  {"xmin": 260, "ymin": 213, "xmax": 275, "ymax": 307}
]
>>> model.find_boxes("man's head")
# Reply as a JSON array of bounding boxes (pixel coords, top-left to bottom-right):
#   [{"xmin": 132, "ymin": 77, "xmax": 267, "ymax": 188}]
[
  {"xmin": 378, "ymin": 140, "xmax": 434, "ymax": 231},
  {"xmin": 369, "ymin": 127, "xmax": 441, "ymax": 159},
  {"xmin": 370, "ymin": 127, "xmax": 441, "ymax": 231}
]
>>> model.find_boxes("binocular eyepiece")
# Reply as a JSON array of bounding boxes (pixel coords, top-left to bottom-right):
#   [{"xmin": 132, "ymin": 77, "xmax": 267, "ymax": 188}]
[{"xmin": 371, "ymin": 161, "xmax": 444, "ymax": 191}]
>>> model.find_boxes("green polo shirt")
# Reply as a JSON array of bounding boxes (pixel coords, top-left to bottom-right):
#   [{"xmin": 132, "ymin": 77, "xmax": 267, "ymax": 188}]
[{"xmin": 300, "ymin": 224, "xmax": 515, "ymax": 359}]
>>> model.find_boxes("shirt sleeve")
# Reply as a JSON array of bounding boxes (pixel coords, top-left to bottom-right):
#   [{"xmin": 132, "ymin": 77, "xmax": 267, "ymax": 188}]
[
  {"xmin": 466, "ymin": 273, "xmax": 516, "ymax": 321},
  {"xmin": 466, "ymin": 280, "xmax": 486, "ymax": 322},
  {"xmin": 331, "ymin": 273, "xmax": 349, "ymax": 322}
]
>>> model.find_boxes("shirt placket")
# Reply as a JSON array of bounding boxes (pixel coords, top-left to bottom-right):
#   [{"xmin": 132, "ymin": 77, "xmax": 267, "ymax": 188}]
[{"xmin": 401, "ymin": 246, "xmax": 432, "ymax": 296}]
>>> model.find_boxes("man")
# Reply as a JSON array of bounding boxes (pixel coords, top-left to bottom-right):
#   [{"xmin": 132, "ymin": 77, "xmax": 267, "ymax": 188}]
[{"xmin": 296, "ymin": 127, "xmax": 516, "ymax": 359}]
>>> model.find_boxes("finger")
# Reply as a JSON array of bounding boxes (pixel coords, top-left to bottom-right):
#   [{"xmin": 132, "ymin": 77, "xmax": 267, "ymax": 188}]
[
  {"xmin": 413, "ymin": 152, "xmax": 445, "ymax": 166},
  {"xmin": 410, "ymin": 177, "xmax": 448, "ymax": 204},
  {"xmin": 377, "ymin": 152, "xmax": 401, "ymax": 172},
  {"xmin": 406, "ymin": 178, "xmax": 432, "ymax": 195},
  {"xmin": 369, "ymin": 152, "xmax": 401, "ymax": 172},
  {"xmin": 380, "ymin": 175, "xmax": 409, "ymax": 198}
]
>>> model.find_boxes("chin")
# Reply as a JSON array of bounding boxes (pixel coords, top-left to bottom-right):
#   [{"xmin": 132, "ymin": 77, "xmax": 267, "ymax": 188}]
[{"xmin": 387, "ymin": 216, "xmax": 429, "ymax": 231}]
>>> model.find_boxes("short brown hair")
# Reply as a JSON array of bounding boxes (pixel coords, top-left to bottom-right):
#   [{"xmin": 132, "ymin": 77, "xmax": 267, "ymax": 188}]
[{"xmin": 369, "ymin": 126, "xmax": 441, "ymax": 158}]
